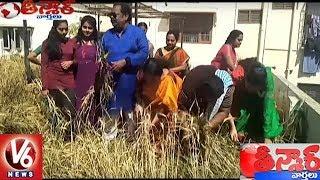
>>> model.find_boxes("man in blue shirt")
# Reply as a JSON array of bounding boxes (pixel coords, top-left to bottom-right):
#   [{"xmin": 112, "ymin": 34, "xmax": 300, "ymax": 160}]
[{"xmin": 101, "ymin": 3, "xmax": 149, "ymax": 137}]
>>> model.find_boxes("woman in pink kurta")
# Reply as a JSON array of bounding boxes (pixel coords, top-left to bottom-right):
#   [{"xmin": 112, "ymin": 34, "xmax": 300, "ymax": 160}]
[
  {"xmin": 211, "ymin": 30, "xmax": 243, "ymax": 73},
  {"xmin": 74, "ymin": 15, "xmax": 100, "ymax": 126}
]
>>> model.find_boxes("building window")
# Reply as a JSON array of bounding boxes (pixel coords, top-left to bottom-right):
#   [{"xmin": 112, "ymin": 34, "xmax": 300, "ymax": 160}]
[
  {"xmin": 15, "ymin": 29, "xmax": 21, "ymax": 49},
  {"xmin": 1, "ymin": 27, "xmax": 32, "ymax": 51},
  {"xmin": 238, "ymin": 10, "xmax": 262, "ymax": 24},
  {"xmin": 3, "ymin": 29, "xmax": 10, "ymax": 49},
  {"xmin": 272, "ymin": 3, "xmax": 294, "ymax": 10},
  {"xmin": 169, "ymin": 12, "xmax": 215, "ymax": 44}
]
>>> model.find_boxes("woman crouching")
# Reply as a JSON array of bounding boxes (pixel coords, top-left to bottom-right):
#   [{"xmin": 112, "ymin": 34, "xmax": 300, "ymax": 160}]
[
  {"xmin": 230, "ymin": 57, "xmax": 283, "ymax": 143},
  {"xmin": 135, "ymin": 58, "xmax": 183, "ymax": 154}
]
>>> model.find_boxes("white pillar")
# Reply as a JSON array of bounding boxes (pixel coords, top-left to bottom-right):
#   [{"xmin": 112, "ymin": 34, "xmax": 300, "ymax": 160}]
[
  {"xmin": 257, "ymin": 2, "xmax": 269, "ymax": 63},
  {"xmin": 234, "ymin": 3, "xmax": 238, "ymax": 29},
  {"xmin": 285, "ymin": 2, "xmax": 296, "ymax": 79}
]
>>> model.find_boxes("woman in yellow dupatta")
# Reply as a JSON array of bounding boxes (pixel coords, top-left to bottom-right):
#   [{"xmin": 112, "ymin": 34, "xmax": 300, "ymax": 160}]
[
  {"xmin": 135, "ymin": 58, "xmax": 183, "ymax": 154},
  {"xmin": 154, "ymin": 30, "xmax": 190, "ymax": 79},
  {"xmin": 135, "ymin": 58, "xmax": 182, "ymax": 121}
]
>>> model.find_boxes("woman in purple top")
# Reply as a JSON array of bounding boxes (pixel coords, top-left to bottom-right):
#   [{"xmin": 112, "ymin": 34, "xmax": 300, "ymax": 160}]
[{"xmin": 74, "ymin": 15, "xmax": 100, "ymax": 125}]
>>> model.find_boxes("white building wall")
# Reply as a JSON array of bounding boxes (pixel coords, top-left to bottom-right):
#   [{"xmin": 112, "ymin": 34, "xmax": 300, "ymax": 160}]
[
  {"xmin": 262, "ymin": 3, "xmax": 301, "ymax": 79},
  {"xmin": 1, "ymin": 2, "xmax": 318, "ymax": 85},
  {"xmin": 143, "ymin": 2, "xmax": 262, "ymax": 67},
  {"xmin": 99, "ymin": 15, "xmax": 113, "ymax": 33},
  {"xmin": 143, "ymin": 2, "xmax": 262, "ymax": 68},
  {"xmin": 0, "ymin": 30, "xmax": 3, "ymax": 55},
  {"xmin": 234, "ymin": 3, "xmax": 262, "ymax": 60}
]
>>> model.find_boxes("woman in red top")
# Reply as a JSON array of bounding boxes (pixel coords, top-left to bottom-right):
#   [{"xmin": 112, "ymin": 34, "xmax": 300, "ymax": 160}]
[
  {"xmin": 41, "ymin": 20, "xmax": 77, "ymax": 140},
  {"xmin": 211, "ymin": 30, "xmax": 243, "ymax": 72}
]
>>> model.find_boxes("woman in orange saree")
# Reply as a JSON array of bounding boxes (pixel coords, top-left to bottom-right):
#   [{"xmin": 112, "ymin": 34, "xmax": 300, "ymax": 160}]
[
  {"xmin": 135, "ymin": 58, "xmax": 183, "ymax": 155},
  {"xmin": 154, "ymin": 30, "xmax": 190, "ymax": 79}
]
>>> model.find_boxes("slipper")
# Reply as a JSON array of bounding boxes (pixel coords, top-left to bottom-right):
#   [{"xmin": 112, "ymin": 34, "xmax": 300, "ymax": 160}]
[{"xmin": 102, "ymin": 125, "xmax": 118, "ymax": 141}]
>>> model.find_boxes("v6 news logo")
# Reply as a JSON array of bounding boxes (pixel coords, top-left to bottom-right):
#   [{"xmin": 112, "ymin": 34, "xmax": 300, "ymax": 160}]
[{"xmin": 0, "ymin": 134, "xmax": 43, "ymax": 180}]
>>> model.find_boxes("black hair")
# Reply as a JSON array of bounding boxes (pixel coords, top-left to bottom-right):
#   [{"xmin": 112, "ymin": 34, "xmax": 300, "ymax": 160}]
[
  {"xmin": 143, "ymin": 58, "xmax": 163, "ymax": 77},
  {"xmin": 246, "ymin": 66, "xmax": 267, "ymax": 90},
  {"xmin": 138, "ymin": 22, "xmax": 148, "ymax": 30},
  {"xmin": 47, "ymin": 20, "xmax": 68, "ymax": 61},
  {"xmin": 76, "ymin": 15, "xmax": 98, "ymax": 44},
  {"xmin": 196, "ymin": 76, "xmax": 224, "ymax": 102},
  {"xmin": 113, "ymin": 3, "xmax": 132, "ymax": 23},
  {"xmin": 166, "ymin": 29, "xmax": 180, "ymax": 41},
  {"xmin": 225, "ymin": 29, "xmax": 243, "ymax": 44},
  {"xmin": 241, "ymin": 57, "xmax": 267, "ymax": 90}
]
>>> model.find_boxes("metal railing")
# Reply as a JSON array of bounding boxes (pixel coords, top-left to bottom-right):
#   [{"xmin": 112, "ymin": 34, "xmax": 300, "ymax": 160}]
[
  {"xmin": 273, "ymin": 70, "xmax": 320, "ymax": 142},
  {"xmin": 182, "ymin": 33, "xmax": 211, "ymax": 44}
]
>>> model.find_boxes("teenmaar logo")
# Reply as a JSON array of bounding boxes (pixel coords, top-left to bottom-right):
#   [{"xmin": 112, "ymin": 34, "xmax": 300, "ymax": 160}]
[
  {"xmin": 240, "ymin": 143, "xmax": 320, "ymax": 180},
  {"xmin": 0, "ymin": 0, "xmax": 75, "ymax": 19}
]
